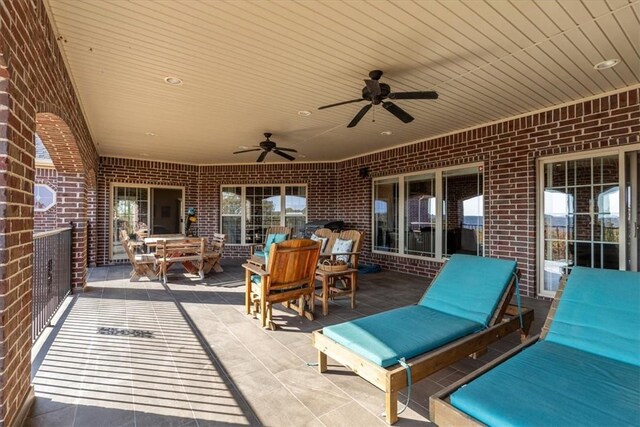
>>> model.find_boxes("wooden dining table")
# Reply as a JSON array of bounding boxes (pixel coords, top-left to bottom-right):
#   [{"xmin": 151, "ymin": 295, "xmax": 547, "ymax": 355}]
[{"xmin": 143, "ymin": 235, "xmax": 204, "ymax": 282}]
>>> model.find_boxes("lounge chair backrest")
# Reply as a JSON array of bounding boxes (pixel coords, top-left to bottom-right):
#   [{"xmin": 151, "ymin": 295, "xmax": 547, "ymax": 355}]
[
  {"xmin": 545, "ymin": 267, "xmax": 640, "ymax": 366},
  {"xmin": 418, "ymin": 254, "xmax": 516, "ymax": 326}
]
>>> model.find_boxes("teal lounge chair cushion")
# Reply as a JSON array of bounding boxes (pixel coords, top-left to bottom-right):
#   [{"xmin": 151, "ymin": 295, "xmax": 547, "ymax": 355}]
[
  {"xmin": 323, "ymin": 305, "xmax": 483, "ymax": 368},
  {"xmin": 450, "ymin": 341, "xmax": 640, "ymax": 427},
  {"xmin": 419, "ymin": 254, "xmax": 516, "ymax": 326},
  {"xmin": 545, "ymin": 267, "xmax": 640, "ymax": 366}
]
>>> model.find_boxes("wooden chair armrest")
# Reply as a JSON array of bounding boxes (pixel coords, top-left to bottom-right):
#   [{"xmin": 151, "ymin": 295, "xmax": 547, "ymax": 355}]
[
  {"xmin": 242, "ymin": 263, "xmax": 268, "ymax": 276},
  {"xmin": 249, "ymin": 243, "xmax": 265, "ymax": 255}
]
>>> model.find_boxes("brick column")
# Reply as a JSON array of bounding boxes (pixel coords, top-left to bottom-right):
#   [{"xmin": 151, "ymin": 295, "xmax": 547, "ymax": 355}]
[
  {"xmin": 56, "ymin": 173, "xmax": 88, "ymax": 288},
  {"xmin": 0, "ymin": 61, "xmax": 34, "ymax": 427}
]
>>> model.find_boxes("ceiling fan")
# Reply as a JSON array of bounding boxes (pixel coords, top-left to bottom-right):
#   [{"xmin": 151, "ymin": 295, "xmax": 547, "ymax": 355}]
[
  {"xmin": 233, "ymin": 133, "xmax": 297, "ymax": 162},
  {"xmin": 318, "ymin": 70, "xmax": 438, "ymax": 128}
]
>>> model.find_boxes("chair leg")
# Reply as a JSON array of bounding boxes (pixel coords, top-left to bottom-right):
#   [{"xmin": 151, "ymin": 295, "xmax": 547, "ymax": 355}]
[
  {"xmin": 318, "ymin": 350, "xmax": 327, "ymax": 373},
  {"xmin": 385, "ymin": 391, "xmax": 398, "ymax": 425},
  {"xmin": 260, "ymin": 298, "xmax": 267, "ymax": 328}
]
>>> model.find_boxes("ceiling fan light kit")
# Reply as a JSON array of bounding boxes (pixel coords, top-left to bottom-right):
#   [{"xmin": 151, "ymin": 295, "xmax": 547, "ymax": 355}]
[
  {"xmin": 232, "ymin": 133, "xmax": 297, "ymax": 163},
  {"xmin": 318, "ymin": 70, "xmax": 438, "ymax": 127}
]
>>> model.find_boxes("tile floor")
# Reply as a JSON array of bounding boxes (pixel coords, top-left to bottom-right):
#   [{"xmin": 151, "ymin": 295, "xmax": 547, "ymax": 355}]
[{"xmin": 26, "ymin": 260, "xmax": 550, "ymax": 427}]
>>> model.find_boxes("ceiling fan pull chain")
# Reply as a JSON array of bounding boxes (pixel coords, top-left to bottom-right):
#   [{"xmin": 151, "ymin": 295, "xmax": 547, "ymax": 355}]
[{"xmin": 372, "ymin": 105, "xmax": 376, "ymax": 123}]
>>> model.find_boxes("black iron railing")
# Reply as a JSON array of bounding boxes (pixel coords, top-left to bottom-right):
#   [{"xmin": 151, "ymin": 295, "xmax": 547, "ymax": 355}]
[{"xmin": 32, "ymin": 226, "xmax": 72, "ymax": 342}]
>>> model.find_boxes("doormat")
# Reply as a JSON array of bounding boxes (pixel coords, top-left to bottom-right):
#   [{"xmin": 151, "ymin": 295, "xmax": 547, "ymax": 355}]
[{"xmin": 358, "ymin": 264, "xmax": 382, "ymax": 274}]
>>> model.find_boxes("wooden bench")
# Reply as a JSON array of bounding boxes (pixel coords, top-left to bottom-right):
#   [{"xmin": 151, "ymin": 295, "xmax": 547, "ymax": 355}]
[{"xmin": 155, "ymin": 237, "xmax": 205, "ymax": 284}]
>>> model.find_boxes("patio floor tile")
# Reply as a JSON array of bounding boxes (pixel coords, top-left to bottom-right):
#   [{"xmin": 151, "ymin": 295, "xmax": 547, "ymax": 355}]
[{"xmin": 26, "ymin": 260, "xmax": 549, "ymax": 426}]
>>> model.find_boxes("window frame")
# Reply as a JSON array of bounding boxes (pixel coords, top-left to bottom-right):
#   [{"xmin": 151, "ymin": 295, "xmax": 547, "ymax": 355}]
[
  {"xmin": 34, "ymin": 183, "xmax": 57, "ymax": 212},
  {"xmin": 536, "ymin": 144, "xmax": 639, "ymax": 298},
  {"xmin": 371, "ymin": 162, "xmax": 484, "ymax": 262},
  {"xmin": 220, "ymin": 184, "xmax": 307, "ymax": 245}
]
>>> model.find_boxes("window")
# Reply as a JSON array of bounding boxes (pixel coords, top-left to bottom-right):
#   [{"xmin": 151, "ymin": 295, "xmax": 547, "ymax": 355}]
[
  {"xmin": 34, "ymin": 184, "xmax": 56, "ymax": 211},
  {"xmin": 373, "ymin": 164, "xmax": 484, "ymax": 260},
  {"xmin": 538, "ymin": 147, "xmax": 640, "ymax": 297},
  {"xmin": 221, "ymin": 185, "xmax": 307, "ymax": 244}
]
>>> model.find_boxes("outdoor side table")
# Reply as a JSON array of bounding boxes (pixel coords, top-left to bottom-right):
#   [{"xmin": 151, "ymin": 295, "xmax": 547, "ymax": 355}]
[{"xmin": 314, "ymin": 268, "xmax": 358, "ymax": 316}]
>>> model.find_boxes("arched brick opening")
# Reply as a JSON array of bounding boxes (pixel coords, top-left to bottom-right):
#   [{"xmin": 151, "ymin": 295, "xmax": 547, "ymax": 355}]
[{"xmin": 36, "ymin": 112, "xmax": 90, "ymax": 288}]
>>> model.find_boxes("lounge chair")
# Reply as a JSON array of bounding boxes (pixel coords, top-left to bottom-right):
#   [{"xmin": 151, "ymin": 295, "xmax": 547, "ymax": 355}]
[
  {"xmin": 202, "ymin": 233, "xmax": 226, "ymax": 274},
  {"xmin": 312, "ymin": 254, "xmax": 534, "ymax": 424},
  {"xmin": 430, "ymin": 267, "xmax": 640, "ymax": 427},
  {"xmin": 250, "ymin": 226, "xmax": 292, "ymax": 259}
]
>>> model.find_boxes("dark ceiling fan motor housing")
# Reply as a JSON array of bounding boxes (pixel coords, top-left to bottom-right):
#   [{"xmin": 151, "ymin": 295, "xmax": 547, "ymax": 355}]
[
  {"xmin": 318, "ymin": 69, "xmax": 438, "ymax": 128},
  {"xmin": 232, "ymin": 132, "xmax": 297, "ymax": 163}
]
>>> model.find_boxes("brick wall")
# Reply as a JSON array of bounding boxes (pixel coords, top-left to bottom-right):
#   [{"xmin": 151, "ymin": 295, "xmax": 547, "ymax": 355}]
[
  {"xmin": 95, "ymin": 89, "xmax": 638, "ymax": 299},
  {"xmin": 338, "ymin": 89, "xmax": 639, "ymax": 296},
  {"xmin": 97, "ymin": 158, "xmax": 337, "ymax": 264},
  {"xmin": 0, "ymin": 0, "xmax": 99, "ymax": 425}
]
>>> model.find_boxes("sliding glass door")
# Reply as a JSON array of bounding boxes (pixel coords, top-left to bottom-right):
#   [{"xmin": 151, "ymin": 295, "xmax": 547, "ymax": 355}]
[{"xmin": 538, "ymin": 146, "xmax": 639, "ymax": 297}]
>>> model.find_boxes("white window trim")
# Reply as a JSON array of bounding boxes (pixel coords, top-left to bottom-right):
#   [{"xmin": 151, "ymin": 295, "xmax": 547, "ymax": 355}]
[
  {"xmin": 221, "ymin": 184, "xmax": 308, "ymax": 245},
  {"xmin": 536, "ymin": 143, "xmax": 640, "ymax": 298},
  {"xmin": 34, "ymin": 183, "xmax": 56, "ymax": 212},
  {"xmin": 109, "ymin": 183, "xmax": 185, "ymax": 260},
  {"xmin": 371, "ymin": 162, "xmax": 484, "ymax": 262}
]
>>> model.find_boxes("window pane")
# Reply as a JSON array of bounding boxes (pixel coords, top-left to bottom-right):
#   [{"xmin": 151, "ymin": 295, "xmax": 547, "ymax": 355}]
[
  {"xmin": 374, "ymin": 178, "xmax": 399, "ymax": 253},
  {"xmin": 443, "ymin": 167, "xmax": 483, "ymax": 256},
  {"xmin": 285, "ymin": 186, "xmax": 306, "ymax": 238},
  {"xmin": 404, "ymin": 174, "xmax": 436, "ymax": 257},
  {"xmin": 246, "ymin": 186, "xmax": 281, "ymax": 244},
  {"xmin": 222, "ymin": 216, "xmax": 242, "ymax": 244},
  {"xmin": 221, "ymin": 187, "xmax": 242, "ymax": 214},
  {"xmin": 112, "ymin": 186, "xmax": 148, "ymax": 260}
]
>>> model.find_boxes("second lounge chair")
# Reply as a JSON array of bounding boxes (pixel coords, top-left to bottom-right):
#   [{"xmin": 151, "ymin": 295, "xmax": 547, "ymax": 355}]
[{"xmin": 312, "ymin": 254, "xmax": 533, "ymax": 424}]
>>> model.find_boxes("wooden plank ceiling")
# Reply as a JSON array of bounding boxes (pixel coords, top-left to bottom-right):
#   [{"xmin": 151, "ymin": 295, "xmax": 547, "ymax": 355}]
[{"xmin": 45, "ymin": 0, "xmax": 640, "ymax": 164}]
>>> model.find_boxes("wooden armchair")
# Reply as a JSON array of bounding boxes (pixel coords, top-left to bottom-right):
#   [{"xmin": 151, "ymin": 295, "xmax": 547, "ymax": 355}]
[
  {"xmin": 202, "ymin": 233, "xmax": 226, "ymax": 274},
  {"xmin": 243, "ymin": 239, "xmax": 321, "ymax": 330},
  {"xmin": 120, "ymin": 235, "xmax": 158, "ymax": 282},
  {"xmin": 249, "ymin": 226, "xmax": 292, "ymax": 256}
]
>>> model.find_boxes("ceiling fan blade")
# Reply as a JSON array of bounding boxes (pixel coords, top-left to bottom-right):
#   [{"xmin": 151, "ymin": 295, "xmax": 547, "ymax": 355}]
[
  {"xmin": 388, "ymin": 91, "xmax": 438, "ymax": 100},
  {"xmin": 364, "ymin": 79, "xmax": 381, "ymax": 97},
  {"xmin": 274, "ymin": 149, "xmax": 295, "ymax": 161},
  {"xmin": 256, "ymin": 151, "xmax": 268, "ymax": 162},
  {"xmin": 318, "ymin": 98, "xmax": 365, "ymax": 110},
  {"xmin": 347, "ymin": 104, "xmax": 372, "ymax": 128},
  {"xmin": 233, "ymin": 148, "xmax": 262, "ymax": 154},
  {"xmin": 382, "ymin": 101, "xmax": 414, "ymax": 123},
  {"xmin": 275, "ymin": 147, "xmax": 297, "ymax": 152}
]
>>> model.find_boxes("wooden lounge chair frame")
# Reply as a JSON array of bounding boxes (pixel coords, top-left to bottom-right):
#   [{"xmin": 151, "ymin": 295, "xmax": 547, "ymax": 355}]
[
  {"xmin": 429, "ymin": 276, "xmax": 567, "ymax": 427},
  {"xmin": 312, "ymin": 267, "xmax": 534, "ymax": 425}
]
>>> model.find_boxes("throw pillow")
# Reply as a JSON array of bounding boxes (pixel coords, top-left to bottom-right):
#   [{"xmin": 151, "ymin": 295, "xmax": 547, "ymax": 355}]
[
  {"xmin": 310, "ymin": 234, "xmax": 329, "ymax": 252},
  {"xmin": 332, "ymin": 238, "xmax": 353, "ymax": 263}
]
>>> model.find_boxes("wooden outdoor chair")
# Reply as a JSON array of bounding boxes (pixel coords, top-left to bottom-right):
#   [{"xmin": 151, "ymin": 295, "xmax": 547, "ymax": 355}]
[
  {"xmin": 322, "ymin": 229, "xmax": 365, "ymax": 293},
  {"xmin": 430, "ymin": 267, "xmax": 639, "ymax": 427},
  {"xmin": 121, "ymin": 235, "xmax": 158, "ymax": 282},
  {"xmin": 249, "ymin": 226, "xmax": 292, "ymax": 257},
  {"xmin": 201, "ymin": 233, "xmax": 226, "ymax": 274},
  {"xmin": 313, "ymin": 254, "xmax": 533, "ymax": 424},
  {"xmin": 311, "ymin": 228, "xmax": 336, "ymax": 256},
  {"xmin": 243, "ymin": 239, "xmax": 321, "ymax": 330}
]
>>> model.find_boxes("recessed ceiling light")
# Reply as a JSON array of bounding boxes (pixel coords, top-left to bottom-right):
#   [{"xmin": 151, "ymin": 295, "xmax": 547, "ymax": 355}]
[
  {"xmin": 381, "ymin": 131, "xmax": 392, "ymax": 136},
  {"xmin": 298, "ymin": 154, "xmax": 307, "ymax": 158},
  {"xmin": 145, "ymin": 132, "xmax": 156, "ymax": 136},
  {"xmin": 164, "ymin": 76, "xmax": 183, "ymax": 85},
  {"xmin": 298, "ymin": 110, "xmax": 312, "ymax": 117},
  {"xmin": 140, "ymin": 153, "xmax": 150, "ymax": 157},
  {"xmin": 594, "ymin": 59, "xmax": 620, "ymax": 70},
  {"xmin": 238, "ymin": 145, "xmax": 249, "ymax": 150}
]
